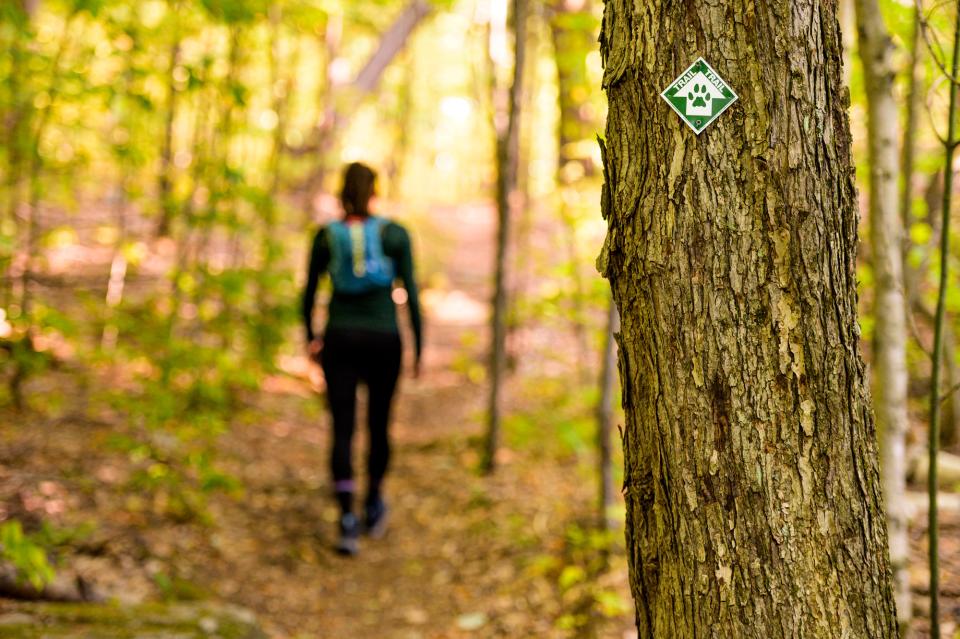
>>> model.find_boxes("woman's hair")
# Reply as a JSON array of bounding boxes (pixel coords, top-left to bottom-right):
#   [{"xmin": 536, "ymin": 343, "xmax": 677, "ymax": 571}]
[{"xmin": 340, "ymin": 162, "xmax": 377, "ymax": 217}]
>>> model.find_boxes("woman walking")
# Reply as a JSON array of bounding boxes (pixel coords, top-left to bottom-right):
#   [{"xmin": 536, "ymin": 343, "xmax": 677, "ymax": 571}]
[{"xmin": 302, "ymin": 162, "xmax": 423, "ymax": 555}]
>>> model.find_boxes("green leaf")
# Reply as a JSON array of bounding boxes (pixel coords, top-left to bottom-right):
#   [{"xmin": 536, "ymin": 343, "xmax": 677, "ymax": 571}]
[{"xmin": 558, "ymin": 564, "xmax": 586, "ymax": 590}]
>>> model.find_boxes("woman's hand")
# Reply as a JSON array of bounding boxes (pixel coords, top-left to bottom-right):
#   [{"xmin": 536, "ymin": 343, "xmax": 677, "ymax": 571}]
[{"xmin": 307, "ymin": 338, "xmax": 323, "ymax": 362}]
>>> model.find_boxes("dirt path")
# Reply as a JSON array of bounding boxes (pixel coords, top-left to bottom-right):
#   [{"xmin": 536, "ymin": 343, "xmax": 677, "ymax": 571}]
[
  {"xmin": 204, "ymin": 203, "xmax": 623, "ymax": 637},
  {"xmin": 209, "ymin": 381, "xmax": 588, "ymax": 638},
  {"xmin": 175, "ymin": 202, "xmax": 631, "ymax": 638},
  {"xmin": 0, "ymin": 201, "xmax": 634, "ymax": 638}
]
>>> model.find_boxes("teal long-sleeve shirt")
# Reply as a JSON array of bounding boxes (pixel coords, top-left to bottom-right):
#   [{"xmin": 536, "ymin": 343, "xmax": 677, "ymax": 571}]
[{"xmin": 302, "ymin": 219, "xmax": 423, "ymax": 360}]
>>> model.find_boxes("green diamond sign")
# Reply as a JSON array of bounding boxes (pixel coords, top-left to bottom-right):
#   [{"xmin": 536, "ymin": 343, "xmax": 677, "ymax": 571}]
[{"xmin": 661, "ymin": 57, "xmax": 738, "ymax": 134}]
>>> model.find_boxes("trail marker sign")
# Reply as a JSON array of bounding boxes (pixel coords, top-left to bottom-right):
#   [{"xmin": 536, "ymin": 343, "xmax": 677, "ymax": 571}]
[{"xmin": 660, "ymin": 57, "xmax": 738, "ymax": 134}]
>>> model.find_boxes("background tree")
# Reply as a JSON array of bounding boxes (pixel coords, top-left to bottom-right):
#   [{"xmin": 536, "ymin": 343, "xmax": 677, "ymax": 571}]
[
  {"xmin": 854, "ymin": 0, "xmax": 911, "ymax": 626},
  {"xmin": 483, "ymin": 0, "xmax": 526, "ymax": 473},
  {"xmin": 924, "ymin": 1, "xmax": 960, "ymax": 633},
  {"xmin": 548, "ymin": 0, "xmax": 597, "ymax": 383},
  {"xmin": 596, "ymin": 297, "xmax": 618, "ymax": 532},
  {"xmin": 598, "ymin": 0, "xmax": 898, "ymax": 634}
]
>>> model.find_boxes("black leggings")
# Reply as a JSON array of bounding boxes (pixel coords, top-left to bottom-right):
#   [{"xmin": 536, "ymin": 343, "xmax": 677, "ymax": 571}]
[{"xmin": 320, "ymin": 328, "xmax": 403, "ymax": 496}]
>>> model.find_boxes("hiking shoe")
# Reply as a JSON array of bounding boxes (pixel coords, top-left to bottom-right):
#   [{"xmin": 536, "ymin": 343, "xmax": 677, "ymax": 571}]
[
  {"xmin": 336, "ymin": 513, "xmax": 359, "ymax": 556},
  {"xmin": 364, "ymin": 499, "xmax": 389, "ymax": 539}
]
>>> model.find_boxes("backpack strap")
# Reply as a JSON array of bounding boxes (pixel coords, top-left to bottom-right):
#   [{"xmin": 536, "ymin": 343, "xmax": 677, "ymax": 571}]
[
  {"xmin": 366, "ymin": 217, "xmax": 389, "ymax": 263},
  {"xmin": 325, "ymin": 221, "xmax": 346, "ymax": 274}
]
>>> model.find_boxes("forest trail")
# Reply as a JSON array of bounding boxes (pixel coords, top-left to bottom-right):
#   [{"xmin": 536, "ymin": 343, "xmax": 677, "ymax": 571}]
[
  {"xmin": 0, "ymin": 203, "xmax": 634, "ymax": 638},
  {"xmin": 171, "ymin": 203, "xmax": 634, "ymax": 638}
]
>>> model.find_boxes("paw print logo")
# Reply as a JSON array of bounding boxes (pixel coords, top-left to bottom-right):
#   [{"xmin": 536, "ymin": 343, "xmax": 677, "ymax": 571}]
[{"xmin": 686, "ymin": 83, "xmax": 713, "ymax": 118}]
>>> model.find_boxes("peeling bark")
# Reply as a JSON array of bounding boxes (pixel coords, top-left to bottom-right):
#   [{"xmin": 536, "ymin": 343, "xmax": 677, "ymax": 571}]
[{"xmin": 598, "ymin": 1, "xmax": 897, "ymax": 635}]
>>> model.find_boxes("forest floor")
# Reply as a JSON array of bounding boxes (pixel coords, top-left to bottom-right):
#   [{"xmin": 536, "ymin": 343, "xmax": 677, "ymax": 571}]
[
  {"xmin": 0, "ymin": 203, "xmax": 636, "ymax": 638},
  {"xmin": 0, "ymin": 202, "xmax": 959, "ymax": 638}
]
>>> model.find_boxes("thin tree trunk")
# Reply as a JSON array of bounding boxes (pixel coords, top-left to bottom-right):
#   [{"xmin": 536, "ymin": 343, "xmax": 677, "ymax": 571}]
[
  {"xmin": 927, "ymin": 3, "xmax": 960, "ymax": 634},
  {"xmin": 267, "ymin": 5, "xmax": 289, "ymax": 198},
  {"xmin": 156, "ymin": 2, "xmax": 181, "ymax": 238},
  {"xmin": 549, "ymin": 0, "xmax": 597, "ymax": 179},
  {"xmin": 352, "ymin": 0, "xmax": 432, "ymax": 94},
  {"xmin": 550, "ymin": 0, "xmax": 597, "ymax": 384},
  {"xmin": 599, "ymin": 1, "xmax": 898, "ymax": 635},
  {"xmin": 504, "ymin": 4, "xmax": 538, "ymax": 371},
  {"xmin": 560, "ymin": 206, "xmax": 590, "ymax": 384},
  {"xmin": 16, "ymin": 10, "xmax": 73, "ymax": 321},
  {"xmin": 10, "ymin": 10, "xmax": 74, "ymax": 408},
  {"xmin": 3, "ymin": 7, "xmax": 30, "ymax": 311},
  {"xmin": 299, "ymin": 1, "xmax": 432, "ymax": 219},
  {"xmin": 597, "ymin": 297, "xmax": 619, "ymax": 532},
  {"xmin": 906, "ymin": 5, "xmax": 960, "ymax": 459},
  {"xmin": 161, "ymin": 38, "xmax": 213, "ymax": 380},
  {"xmin": 484, "ymin": 0, "xmax": 526, "ymax": 473},
  {"xmin": 941, "ymin": 323, "xmax": 960, "ymax": 446},
  {"xmin": 906, "ymin": 172, "xmax": 960, "ymax": 446},
  {"xmin": 854, "ymin": 0, "xmax": 911, "ymax": 629},
  {"xmin": 900, "ymin": 2, "xmax": 923, "ymax": 235},
  {"xmin": 251, "ymin": 3, "xmax": 295, "ymax": 360},
  {"xmin": 386, "ymin": 48, "xmax": 414, "ymax": 196},
  {"xmin": 209, "ymin": 26, "xmax": 242, "ymax": 350},
  {"xmin": 101, "ymin": 186, "xmax": 128, "ymax": 351},
  {"xmin": 299, "ymin": 10, "xmax": 341, "ymax": 218},
  {"xmin": 101, "ymin": 47, "xmax": 136, "ymax": 352},
  {"xmin": 912, "ymin": 299, "xmax": 960, "ymax": 449}
]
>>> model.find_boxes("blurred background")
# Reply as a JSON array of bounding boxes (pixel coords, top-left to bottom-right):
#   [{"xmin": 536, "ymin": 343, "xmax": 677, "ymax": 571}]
[{"xmin": 0, "ymin": 0, "xmax": 957, "ymax": 637}]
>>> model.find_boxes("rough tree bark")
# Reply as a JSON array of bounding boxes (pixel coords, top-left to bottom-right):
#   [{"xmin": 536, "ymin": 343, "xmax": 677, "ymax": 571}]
[
  {"xmin": 598, "ymin": 1, "xmax": 898, "ymax": 636},
  {"xmin": 853, "ymin": 0, "xmax": 911, "ymax": 628}
]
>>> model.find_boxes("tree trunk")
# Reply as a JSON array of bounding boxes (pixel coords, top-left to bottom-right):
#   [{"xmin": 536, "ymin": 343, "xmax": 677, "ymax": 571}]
[
  {"xmin": 854, "ymin": 0, "xmax": 911, "ymax": 630},
  {"xmin": 156, "ymin": 4, "xmax": 181, "ymax": 238},
  {"xmin": 900, "ymin": 2, "xmax": 922, "ymax": 235},
  {"xmin": 299, "ymin": 1, "xmax": 432, "ymax": 218},
  {"xmin": 907, "ymin": 172, "xmax": 960, "ymax": 447},
  {"xmin": 940, "ymin": 322, "xmax": 960, "ymax": 446},
  {"xmin": 102, "ymin": 157, "xmax": 130, "ymax": 352},
  {"xmin": 2, "ymin": 4, "xmax": 31, "ymax": 311},
  {"xmin": 598, "ymin": 2, "xmax": 898, "ymax": 636},
  {"xmin": 549, "ymin": 0, "xmax": 597, "ymax": 180},
  {"xmin": 484, "ymin": 0, "xmax": 526, "ymax": 473},
  {"xmin": 926, "ymin": 5, "xmax": 960, "ymax": 633},
  {"xmin": 550, "ymin": 1, "xmax": 598, "ymax": 383},
  {"xmin": 597, "ymin": 297, "xmax": 619, "ymax": 532}
]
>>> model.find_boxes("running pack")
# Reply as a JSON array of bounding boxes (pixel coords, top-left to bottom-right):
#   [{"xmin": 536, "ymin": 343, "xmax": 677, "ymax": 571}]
[{"xmin": 326, "ymin": 216, "xmax": 396, "ymax": 294}]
